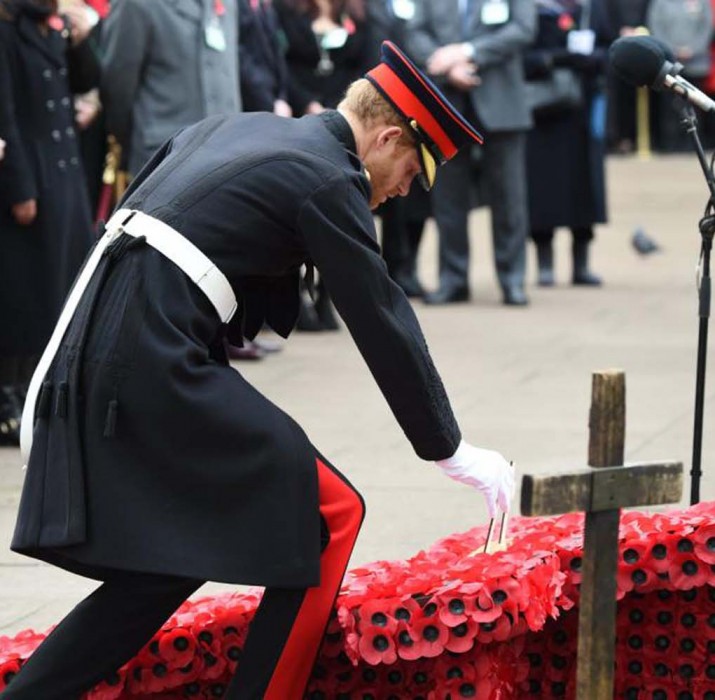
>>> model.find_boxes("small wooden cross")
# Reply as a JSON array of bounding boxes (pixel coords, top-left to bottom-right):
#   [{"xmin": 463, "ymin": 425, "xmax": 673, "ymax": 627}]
[{"xmin": 520, "ymin": 370, "xmax": 683, "ymax": 700}]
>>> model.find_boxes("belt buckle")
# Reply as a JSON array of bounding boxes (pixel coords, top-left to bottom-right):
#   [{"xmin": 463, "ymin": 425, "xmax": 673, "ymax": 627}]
[{"xmin": 105, "ymin": 224, "xmax": 124, "ymax": 244}]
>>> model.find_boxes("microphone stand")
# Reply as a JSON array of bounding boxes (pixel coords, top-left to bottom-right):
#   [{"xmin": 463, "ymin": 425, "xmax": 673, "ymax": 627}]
[{"xmin": 673, "ymin": 96, "xmax": 715, "ymax": 504}]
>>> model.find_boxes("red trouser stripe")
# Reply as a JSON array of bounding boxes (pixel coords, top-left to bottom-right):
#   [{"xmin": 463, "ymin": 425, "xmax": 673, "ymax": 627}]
[{"xmin": 263, "ymin": 457, "xmax": 364, "ymax": 700}]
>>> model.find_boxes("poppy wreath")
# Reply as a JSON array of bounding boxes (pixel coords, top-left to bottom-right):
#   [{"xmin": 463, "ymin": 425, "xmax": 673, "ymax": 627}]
[{"xmin": 1, "ymin": 502, "xmax": 714, "ymax": 698}]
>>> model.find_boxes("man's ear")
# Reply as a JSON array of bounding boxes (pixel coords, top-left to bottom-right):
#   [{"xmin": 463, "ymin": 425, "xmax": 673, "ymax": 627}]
[{"xmin": 376, "ymin": 125, "xmax": 404, "ymax": 150}]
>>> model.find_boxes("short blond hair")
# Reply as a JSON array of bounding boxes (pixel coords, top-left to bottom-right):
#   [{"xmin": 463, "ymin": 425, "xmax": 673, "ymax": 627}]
[{"xmin": 338, "ymin": 79, "xmax": 416, "ymax": 148}]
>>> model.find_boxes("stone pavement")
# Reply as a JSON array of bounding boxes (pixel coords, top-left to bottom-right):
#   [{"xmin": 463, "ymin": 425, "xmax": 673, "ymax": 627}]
[{"xmin": 2, "ymin": 154, "xmax": 714, "ymax": 638}]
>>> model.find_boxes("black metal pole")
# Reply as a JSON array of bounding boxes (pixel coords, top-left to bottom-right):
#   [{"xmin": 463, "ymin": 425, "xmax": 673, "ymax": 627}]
[{"xmin": 673, "ymin": 98, "xmax": 715, "ymax": 504}]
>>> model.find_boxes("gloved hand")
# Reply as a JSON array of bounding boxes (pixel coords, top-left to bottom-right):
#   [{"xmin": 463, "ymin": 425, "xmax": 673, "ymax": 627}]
[{"xmin": 435, "ymin": 440, "xmax": 516, "ymax": 517}]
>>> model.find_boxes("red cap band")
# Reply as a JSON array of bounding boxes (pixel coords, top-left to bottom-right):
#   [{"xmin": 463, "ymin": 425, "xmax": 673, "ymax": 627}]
[{"xmin": 367, "ymin": 63, "xmax": 458, "ymax": 161}]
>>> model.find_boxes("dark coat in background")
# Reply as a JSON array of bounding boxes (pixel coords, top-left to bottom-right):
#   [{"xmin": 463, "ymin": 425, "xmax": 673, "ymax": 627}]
[
  {"xmin": 0, "ymin": 14, "xmax": 98, "ymax": 356},
  {"xmin": 239, "ymin": 0, "xmax": 290, "ymax": 112},
  {"xmin": 523, "ymin": 2, "xmax": 609, "ymax": 231},
  {"xmin": 604, "ymin": 0, "xmax": 651, "ymax": 29},
  {"xmin": 12, "ymin": 112, "xmax": 461, "ymax": 588},
  {"xmin": 274, "ymin": 0, "xmax": 372, "ymax": 112},
  {"xmin": 100, "ymin": 0, "xmax": 242, "ymax": 176}
]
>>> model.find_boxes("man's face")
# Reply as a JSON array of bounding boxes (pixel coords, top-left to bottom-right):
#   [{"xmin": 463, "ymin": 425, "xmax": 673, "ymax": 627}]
[{"xmin": 364, "ymin": 126, "xmax": 424, "ymax": 211}]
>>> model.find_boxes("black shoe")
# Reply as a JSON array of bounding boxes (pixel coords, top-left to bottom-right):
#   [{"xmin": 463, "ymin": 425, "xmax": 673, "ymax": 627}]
[
  {"xmin": 502, "ymin": 284, "xmax": 529, "ymax": 306},
  {"xmin": 535, "ymin": 242, "xmax": 555, "ymax": 287},
  {"xmin": 572, "ymin": 270, "xmax": 603, "ymax": 286},
  {"xmin": 226, "ymin": 340, "xmax": 266, "ymax": 361},
  {"xmin": 423, "ymin": 286, "xmax": 470, "ymax": 305},
  {"xmin": 572, "ymin": 239, "xmax": 602, "ymax": 286},
  {"xmin": 296, "ymin": 296, "xmax": 324, "ymax": 332},
  {"xmin": 394, "ymin": 274, "xmax": 424, "ymax": 298},
  {"xmin": 0, "ymin": 385, "xmax": 21, "ymax": 447},
  {"xmin": 315, "ymin": 293, "xmax": 340, "ymax": 331}
]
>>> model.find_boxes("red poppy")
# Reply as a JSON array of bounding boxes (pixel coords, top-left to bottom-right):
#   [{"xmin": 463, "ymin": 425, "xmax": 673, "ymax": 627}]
[
  {"xmin": 693, "ymin": 523, "xmax": 715, "ymax": 564},
  {"xmin": 357, "ymin": 599, "xmax": 398, "ymax": 635},
  {"xmin": 358, "ymin": 626, "xmax": 398, "ymax": 665},
  {"xmin": 83, "ymin": 680, "xmax": 126, "ymax": 700},
  {"xmin": 0, "ymin": 658, "xmax": 23, "ymax": 692},
  {"xmin": 437, "ymin": 675, "xmax": 496, "ymax": 700},
  {"xmin": 85, "ymin": 0, "xmax": 111, "ymax": 19},
  {"xmin": 642, "ymin": 683, "xmax": 676, "ymax": 699},
  {"xmin": 387, "ymin": 596, "xmax": 422, "ymax": 626},
  {"xmin": 409, "ymin": 616, "xmax": 449, "ymax": 658},
  {"xmin": 558, "ymin": 550, "xmax": 583, "ymax": 585},
  {"xmin": 444, "ymin": 617, "xmax": 479, "ymax": 654},
  {"xmin": 157, "ymin": 629, "xmax": 196, "ymax": 669},
  {"xmin": 47, "ymin": 15, "xmax": 65, "ymax": 32},
  {"xmin": 4, "ymin": 629, "xmax": 46, "ymax": 659},
  {"xmin": 669, "ymin": 553, "xmax": 709, "ymax": 589},
  {"xmin": 469, "ymin": 590, "xmax": 503, "ymax": 624},
  {"xmin": 475, "ymin": 613, "xmax": 512, "ymax": 645},
  {"xmin": 648, "ymin": 535, "xmax": 679, "ymax": 574}
]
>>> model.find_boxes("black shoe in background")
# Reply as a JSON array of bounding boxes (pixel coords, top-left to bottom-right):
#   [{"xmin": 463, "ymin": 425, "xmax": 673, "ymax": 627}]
[
  {"xmin": 0, "ymin": 385, "xmax": 21, "ymax": 447},
  {"xmin": 226, "ymin": 340, "xmax": 266, "ymax": 361},
  {"xmin": 572, "ymin": 270, "xmax": 603, "ymax": 286},
  {"xmin": 502, "ymin": 284, "xmax": 530, "ymax": 306},
  {"xmin": 394, "ymin": 274, "xmax": 425, "ymax": 299},
  {"xmin": 314, "ymin": 292, "xmax": 340, "ymax": 331},
  {"xmin": 423, "ymin": 286, "xmax": 470, "ymax": 305},
  {"xmin": 296, "ymin": 295, "xmax": 324, "ymax": 332}
]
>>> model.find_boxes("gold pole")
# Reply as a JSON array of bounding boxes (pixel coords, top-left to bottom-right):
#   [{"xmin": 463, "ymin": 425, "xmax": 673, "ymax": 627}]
[
  {"xmin": 633, "ymin": 26, "xmax": 652, "ymax": 160},
  {"xmin": 636, "ymin": 86, "xmax": 651, "ymax": 160}
]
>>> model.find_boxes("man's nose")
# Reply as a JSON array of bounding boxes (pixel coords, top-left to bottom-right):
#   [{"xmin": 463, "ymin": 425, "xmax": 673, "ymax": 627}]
[{"xmin": 398, "ymin": 174, "xmax": 414, "ymax": 196}]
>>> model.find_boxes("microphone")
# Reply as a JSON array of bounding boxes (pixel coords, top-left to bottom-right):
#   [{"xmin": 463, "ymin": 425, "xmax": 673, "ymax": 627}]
[{"xmin": 609, "ymin": 35, "xmax": 715, "ymax": 113}]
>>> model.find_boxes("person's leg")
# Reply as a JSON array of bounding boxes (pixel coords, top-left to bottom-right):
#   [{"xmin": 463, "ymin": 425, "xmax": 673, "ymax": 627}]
[
  {"xmin": 227, "ymin": 454, "xmax": 365, "ymax": 700},
  {"xmin": 314, "ymin": 278, "xmax": 340, "ymax": 331},
  {"xmin": 531, "ymin": 228, "xmax": 556, "ymax": 287},
  {"xmin": 400, "ymin": 216, "xmax": 427, "ymax": 297},
  {"xmin": 380, "ymin": 197, "xmax": 425, "ymax": 297},
  {"xmin": 380, "ymin": 197, "xmax": 409, "ymax": 279},
  {"xmin": 0, "ymin": 356, "xmax": 20, "ymax": 446},
  {"xmin": 2, "ymin": 571, "xmax": 203, "ymax": 699},
  {"xmin": 425, "ymin": 146, "xmax": 472, "ymax": 303},
  {"xmin": 571, "ymin": 226, "xmax": 602, "ymax": 286},
  {"xmin": 484, "ymin": 131, "xmax": 529, "ymax": 305}
]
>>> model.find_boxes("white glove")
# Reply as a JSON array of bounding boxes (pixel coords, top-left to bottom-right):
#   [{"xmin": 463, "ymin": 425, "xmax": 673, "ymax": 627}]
[{"xmin": 435, "ymin": 440, "xmax": 516, "ymax": 517}]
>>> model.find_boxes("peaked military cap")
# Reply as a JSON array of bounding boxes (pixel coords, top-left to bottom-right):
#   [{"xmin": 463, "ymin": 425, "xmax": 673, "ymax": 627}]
[{"xmin": 365, "ymin": 40, "xmax": 483, "ymax": 190}]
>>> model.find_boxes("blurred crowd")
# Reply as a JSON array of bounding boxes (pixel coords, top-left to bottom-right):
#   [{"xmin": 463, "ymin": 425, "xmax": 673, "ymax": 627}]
[{"xmin": 1, "ymin": 0, "xmax": 714, "ymax": 445}]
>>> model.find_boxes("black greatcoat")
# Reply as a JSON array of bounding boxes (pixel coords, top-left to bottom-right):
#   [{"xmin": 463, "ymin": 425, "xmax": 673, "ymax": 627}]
[
  {"xmin": 523, "ymin": 6, "xmax": 609, "ymax": 231},
  {"xmin": 12, "ymin": 112, "xmax": 462, "ymax": 587},
  {"xmin": 0, "ymin": 15, "xmax": 97, "ymax": 355}
]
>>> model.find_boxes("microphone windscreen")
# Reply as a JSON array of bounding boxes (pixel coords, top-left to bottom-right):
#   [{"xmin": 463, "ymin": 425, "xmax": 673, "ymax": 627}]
[{"xmin": 609, "ymin": 36, "xmax": 667, "ymax": 87}]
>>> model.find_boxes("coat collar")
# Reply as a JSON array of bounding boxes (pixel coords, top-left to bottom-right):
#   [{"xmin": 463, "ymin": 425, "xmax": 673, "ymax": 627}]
[{"xmin": 16, "ymin": 13, "xmax": 65, "ymax": 68}]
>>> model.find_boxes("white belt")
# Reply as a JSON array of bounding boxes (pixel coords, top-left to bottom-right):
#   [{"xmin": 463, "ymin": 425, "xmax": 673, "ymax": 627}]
[{"xmin": 20, "ymin": 208, "xmax": 237, "ymax": 466}]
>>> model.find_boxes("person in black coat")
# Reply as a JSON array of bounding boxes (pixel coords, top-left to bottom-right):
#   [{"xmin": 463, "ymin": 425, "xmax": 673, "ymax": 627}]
[
  {"xmin": 5, "ymin": 43, "xmax": 515, "ymax": 700},
  {"xmin": 524, "ymin": 0, "xmax": 610, "ymax": 286},
  {"xmin": 239, "ymin": 0, "xmax": 292, "ymax": 115},
  {"xmin": 603, "ymin": 0, "xmax": 651, "ymax": 152},
  {"xmin": 0, "ymin": 0, "xmax": 98, "ymax": 446},
  {"xmin": 368, "ymin": 0, "xmax": 431, "ymax": 298},
  {"xmin": 275, "ymin": 0, "xmax": 374, "ymax": 330},
  {"xmin": 275, "ymin": 0, "xmax": 373, "ymax": 114}
]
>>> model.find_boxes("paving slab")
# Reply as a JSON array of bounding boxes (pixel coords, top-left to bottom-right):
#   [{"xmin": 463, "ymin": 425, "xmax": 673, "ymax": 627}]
[{"xmin": 1, "ymin": 154, "xmax": 714, "ymax": 636}]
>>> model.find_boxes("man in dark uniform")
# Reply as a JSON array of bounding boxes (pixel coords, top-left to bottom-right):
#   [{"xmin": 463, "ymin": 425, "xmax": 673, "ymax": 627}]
[{"xmin": 5, "ymin": 42, "xmax": 515, "ymax": 699}]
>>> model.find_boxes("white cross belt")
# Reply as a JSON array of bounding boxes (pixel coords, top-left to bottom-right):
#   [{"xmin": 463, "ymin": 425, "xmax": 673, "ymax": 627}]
[{"xmin": 20, "ymin": 208, "xmax": 237, "ymax": 466}]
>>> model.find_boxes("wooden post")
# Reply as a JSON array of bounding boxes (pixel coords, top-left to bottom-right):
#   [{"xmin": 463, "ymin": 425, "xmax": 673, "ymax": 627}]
[
  {"xmin": 579, "ymin": 371, "xmax": 625, "ymax": 698},
  {"xmin": 520, "ymin": 370, "xmax": 683, "ymax": 700}
]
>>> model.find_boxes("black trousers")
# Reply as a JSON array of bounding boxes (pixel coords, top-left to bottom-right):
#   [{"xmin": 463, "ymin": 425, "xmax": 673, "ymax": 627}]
[
  {"xmin": 531, "ymin": 226, "xmax": 594, "ymax": 245},
  {"xmin": 3, "ymin": 456, "xmax": 365, "ymax": 700},
  {"xmin": 431, "ymin": 128, "xmax": 528, "ymax": 293}
]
